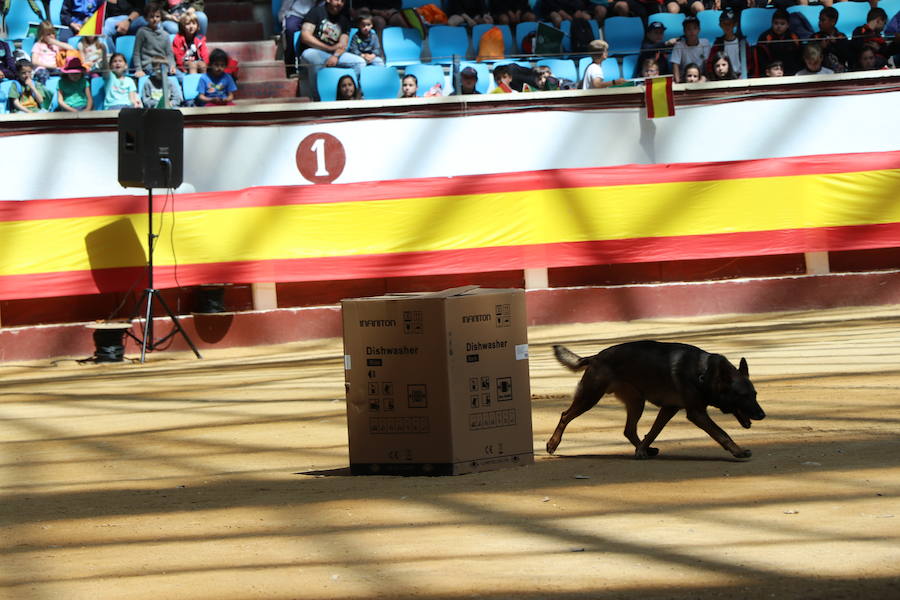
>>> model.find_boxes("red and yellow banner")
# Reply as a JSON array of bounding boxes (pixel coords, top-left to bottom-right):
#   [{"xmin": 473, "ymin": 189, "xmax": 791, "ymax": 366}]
[
  {"xmin": 1, "ymin": 151, "xmax": 899, "ymax": 300},
  {"xmin": 80, "ymin": 3, "xmax": 107, "ymax": 36},
  {"xmin": 645, "ymin": 76, "xmax": 674, "ymax": 119}
]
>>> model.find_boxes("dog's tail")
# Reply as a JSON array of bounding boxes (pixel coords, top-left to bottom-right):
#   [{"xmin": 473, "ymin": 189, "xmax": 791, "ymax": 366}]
[{"xmin": 553, "ymin": 345, "xmax": 590, "ymax": 371}]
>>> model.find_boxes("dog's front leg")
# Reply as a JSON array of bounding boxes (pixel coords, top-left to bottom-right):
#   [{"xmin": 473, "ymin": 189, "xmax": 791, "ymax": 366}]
[
  {"xmin": 636, "ymin": 405, "xmax": 679, "ymax": 458},
  {"xmin": 685, "ymin": 408, "xmax": 751, "ymax": 458}
]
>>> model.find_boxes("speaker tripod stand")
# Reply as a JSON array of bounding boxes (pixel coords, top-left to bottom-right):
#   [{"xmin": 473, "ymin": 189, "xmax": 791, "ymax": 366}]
[{"xmin": 127, "ymin": 187, "xmax": 202, "ymax": 363}]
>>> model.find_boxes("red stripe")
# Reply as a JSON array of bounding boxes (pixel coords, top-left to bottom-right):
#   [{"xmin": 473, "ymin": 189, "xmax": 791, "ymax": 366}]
[
  {"xmin": 664, "ymin": 77, "xmax": 675, "ymax": 117},
  {"xmin": 4, "ymin": 150, "xmax": 900, "ymax": 222},
  {"xmin": 4, "ymin": 222, "xmax": 900, "ymax": 301},
  {"xmin": 645, "ymin": 78, "xmax": 656, "ymax": 119}
]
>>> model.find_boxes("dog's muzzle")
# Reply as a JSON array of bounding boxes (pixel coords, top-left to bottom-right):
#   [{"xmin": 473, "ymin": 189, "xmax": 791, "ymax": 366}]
[{"xmin": 735, "ymin": 407, "xmax": 765, "ymax": 429}]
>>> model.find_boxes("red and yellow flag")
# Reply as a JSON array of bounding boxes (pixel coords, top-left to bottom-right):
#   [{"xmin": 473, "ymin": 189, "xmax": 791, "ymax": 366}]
[
  {"xmin": 80, "ymin": 2, "xmax": 107, "ymax": 36},
  {"xmin": 645, "ymin": 76, "xmax": 674, "ymax": 119}
]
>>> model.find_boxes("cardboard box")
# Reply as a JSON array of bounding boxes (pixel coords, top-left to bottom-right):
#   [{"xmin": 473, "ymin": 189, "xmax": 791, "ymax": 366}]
[{"xmin": 342, "ymin": 287, "xmax": 533, "ymax": 475}]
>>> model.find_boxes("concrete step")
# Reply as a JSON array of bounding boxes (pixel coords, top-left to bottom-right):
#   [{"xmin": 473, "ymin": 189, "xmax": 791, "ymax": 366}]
[
  {"xmin": 211, "ymin": 40, "xmax": 277, "ymax": 63},
  {"xmin": 234, "ymin": 78, "xmax": 299, "ymax": 100},
  {"xmin": 207, "ymin": 20, "xmax": 265, "ymax": 42},
  {"xmin": 204, "ymin": 2, "xmax": 254, "ymax": 22},
  {"xmin": 239, "ymin": 60, "xmax": 289, "ymax": 83}
]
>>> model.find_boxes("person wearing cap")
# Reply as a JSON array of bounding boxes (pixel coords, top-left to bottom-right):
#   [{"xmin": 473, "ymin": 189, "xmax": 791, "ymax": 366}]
[
  {"xmin": 671, "ymin": 15, "xmax": 711, "ymax": 83},
  {"xmin": 56, "ymin": 56, "xmax": 93, "ymax": 112},
  {"xmin": 455, "ymin": 66, "xmax": 481, "ymax": 95},
  {"xmin": 636, "ymin": 20, "xmax": 675, "ymax": 77},
  {"xmin": 706, "ymin": 8, "xmax": 744, "ymax": 78}
]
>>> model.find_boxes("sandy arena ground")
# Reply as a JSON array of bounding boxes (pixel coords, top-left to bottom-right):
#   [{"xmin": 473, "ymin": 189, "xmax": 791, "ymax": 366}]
[{"xmin": 1, "ymin": 305, "xmax": 899, "ymax": 599}]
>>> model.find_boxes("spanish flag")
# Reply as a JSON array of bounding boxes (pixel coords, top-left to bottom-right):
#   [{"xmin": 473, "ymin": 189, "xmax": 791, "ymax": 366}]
[
  {"xmin": 80, "ymin": 2, "xmax": 107, "ymax": 37},
  {"xmin": 644, "ymin": 75, "xmax": 674, "ymax": 119}
]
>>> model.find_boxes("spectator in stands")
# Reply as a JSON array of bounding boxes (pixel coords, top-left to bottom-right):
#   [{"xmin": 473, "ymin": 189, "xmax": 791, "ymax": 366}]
[
  {"xmin": 640, "ymin": 57, "xmax": 660, "ymax": 77},
  {"xmin": 455, "ymin": 65, "xmax": 481, "ymax": 94},
  {"xmin": 196, "ymin": 48, "xmax": 237, "ymax": 105},
  {"xmin": 540, "ymin": 0, "xmax": 602, "ymax": 29},
  {"xmin": 810, "ymin": 6, "xmax": 849, "ymax": 74},
  {"xmin": 582, "ymin": 39, "xmax": 626, "ymax": 89},
  {"xmin": 671, "ymin": 16, "xmax": 710, "ymax": 82},
  {"xmin": 446, "ymin": 0, "xmax": 493, "ymax": 28},
  {"xmin": 765, "ymin": 59, "xmax": 784, "ymax": 78},
  {"xmin": 60, "ymin": 0, "xmax": 103, "ymax": 40},
  {"xmin": 707, "ymin": 8, "xmax": 743, "ymax": 78},
  {"xmin": 134, "ymin": 3, "xmax": 178, "ymax": 79},
  {"xmin": 31, "ymin": 21, "xmax": 76, "ymax": 83},
  {"xmin": 854, "ymin": 45, "xmax": 879, "ymax": 71},
  {"xmin": 491, "ymin": 64, "xmax": 515, "ymax": 92},
  {"xmin": 796, "ymin": 43, "xmax": 834, "ymax": 76},
  {"xmin": 299, "ymin": 0, "xmax": 366, "ymax": 98},
  {"xmin": 161, "ymin": 0, "xmax": 208, "ymax": 36},
  {"xmin": 0, "ymin": 39, "xmax": 16, "ymax": 82},
  {"xmin": 77, "ymin": 35, "xmax": 108, "ymax": 74},
  {"xmin": 103, "ymin": 52, "xmax": 142, "ymax": 109},
  {"xmin": 708, "ymin": 51, "xmax": 736, "ymax": 80},
  {"xmin": 141, "ymin": 69, "xmax": 184, "ymax": 106},
  {"xmin": 278, "ymin": 0, "xmax": 317, "ymax": 77},
  {"xmin": 173, "ymin": 11, "xmax": 209, "ymax": 74},
  {"xmin": 400, "ymin": 73, "xmax": 418, "ymax": 97},
  {"xmin": 102, "ymin": 0, "xmax": 149, "ymax": 41},
  {"xmin": 352, "ymin": 1, "xmax": 406, "ymax": 32},
  {"xmin": 752, "ymin": 9, "xmax": 801, "ymax": 76},
  {"xmin": 56, "ymin": 56, "xmax": 93, "ymax": 111},
  {"xmin": 851, "ymin": 7, "xmax": 888, "ymax": 68},
  {"xmin": 348, "ymin": 11, "xmax": 385, "ymax": 67},
  {"xmin": 611, "ymin": 0, "xmax": 696, "ymax": 25},
  {"xmin": 490, "ymin": 0, "xmax": 537, "ymax": 27},
  {"xmin": 8, "ymin": 61, "xmax": 51, "ymax": 113},
  {"xmin": 638, "ymin": 21, "xmax": 674, "ymax": 77},
  {"xmin": 682, "ymin": 62, "xmax": 704, "ymax": 83},
  {"xmin": 335, "ymin": 74, "xmax": 363, "ymax": 100}
]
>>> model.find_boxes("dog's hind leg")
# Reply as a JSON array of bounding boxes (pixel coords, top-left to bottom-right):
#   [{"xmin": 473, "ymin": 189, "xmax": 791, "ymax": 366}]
[
  {"xmin": 546, "ymin": 373, "xmax": 607, "ymax": 455},
  {"xmin": 635, "ymin": 405, "xmax": 679, "ymax": 459}
]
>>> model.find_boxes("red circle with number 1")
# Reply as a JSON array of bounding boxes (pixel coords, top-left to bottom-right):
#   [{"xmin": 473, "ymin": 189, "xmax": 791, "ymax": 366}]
[{"xmin": 296, "ymin": 133, "xmax": 346, "ymax": 184}]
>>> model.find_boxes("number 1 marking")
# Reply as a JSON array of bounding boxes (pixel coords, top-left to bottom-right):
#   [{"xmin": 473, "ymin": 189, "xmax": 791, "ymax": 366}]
[{"xmin": 311, "ymin": 137, "xmax": 329, "ymax": 177}]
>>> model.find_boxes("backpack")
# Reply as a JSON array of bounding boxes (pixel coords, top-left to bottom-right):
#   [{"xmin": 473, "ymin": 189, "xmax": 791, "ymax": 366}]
[
  {"xmin": 789, "ymin": 13, "xmax": 815, "ymax": 40},
  {"xmin": 570, "ymin": 17, "xmax": 594, "ymax": 54}
]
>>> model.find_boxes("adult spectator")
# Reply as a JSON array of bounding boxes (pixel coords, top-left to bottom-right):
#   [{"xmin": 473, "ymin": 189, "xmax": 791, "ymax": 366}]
[
  {"xmin": 60, "ymin": 0, "xmax": 103, "ymax": 40},
  {"xmin": 102, "ymin": 0, "xmax": 148, "ymax": 41},
  {"xmin": 278, "ymin": 0, "xmax": 318, "ymax": 77},
  {"xmin": 299, "ymin": 0, "xmax": 366, "ymax": 98}
]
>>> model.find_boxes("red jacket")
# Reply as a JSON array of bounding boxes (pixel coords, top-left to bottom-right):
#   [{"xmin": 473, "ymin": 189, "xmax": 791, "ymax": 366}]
[{"xmin": 172, "ymin": 33, "xmax": 210, "ymax": 69}]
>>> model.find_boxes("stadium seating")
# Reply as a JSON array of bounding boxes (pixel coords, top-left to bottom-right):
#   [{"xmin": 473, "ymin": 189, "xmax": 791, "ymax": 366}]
[
  {"xmin": 740, "ymin": 8, "xmax": 774, "ymax": 45},
  {"xmin": 602, "ymin": 17, "xmax": 645, "ymax": 56},
  {"xmin": 115, "ymin": 36, "xmax": 137, "ymax": 68},
  {"xmin": 317, "ymin": 68, "xmax": 357, "ymax": 101},
  {"xmin": 182, "ymin": 73, "xmax": 202, "ymax": 104},
  {"xmin": 401, "ymin": 0, "xmax": 433, "ymax": 7},
  {"xmin": 0, "ymin": 80, "xmax": 15, "ymax": 114},
  {"xmin": 50, "ymin": 0, "xmax": 64, "ymax": 26},
  {"xmin": 622, "ymin": 53, "xmax": 638, "ymax": 79},
  {"xmin": 882, "ymin": 0, "xmax": 900, "ymax": 20},
  {"xmin": 426, "ymin": 25, "xmax": 469, "ymax": 64},
  {"xmin": 786, "ymin": 5, "xmax": 822, "ymax": 27},
  {"xmin": 45, "ymin": 76, "xmax": 60, "ymax": 111},
  {"xmin": 473, "ymin": 23, "xmax": 514, "ymax": 56},
  {"xmin": 834, "ymin": 2, "xmax": 870, "ymax": 37},
  {"xmin": 698, "ymin": 10, "xmax": 724, "ymax": 41},
  {"xmin": 360, "ymin": 66, "xmax": 401, "ymax": 99},
  {"xmin": 458, "ymin": 62, "xmax": 492, "ymax": 94},
  {"xmin": 91, "ymin": 76, "xmax": 106, "ymax": 110},
  {"xmin": 536, "ymin": 58, "xmax": 578, "ymax": 83},
  {"xmin": 382, "ymin": 27, "xmax": 424, "ymax": 66},
  {"xmin": 647, "ymin": 13, "xmax": 686, "ymax": 40},
  {"xmin": 404, "ymin": 63, "xmax": 446, "ymax": 96},
  {"xmin": 4, "ymin": 0, "xmax": 36, "ymax": 39}
]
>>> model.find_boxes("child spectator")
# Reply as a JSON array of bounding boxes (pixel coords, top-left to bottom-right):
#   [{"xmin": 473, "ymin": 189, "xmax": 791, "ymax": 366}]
[
  {"xmin": 134, "ymin": 3, "xmax": 178, "ymax": 79},
  {"xmin": 707, "ymin": 9, "xmax": 743, "ymax": 79},
  {"xmin": 671, "ymin": 17, "xmax": 711, "ymax": 83},
  {"xmin": 490, "ymin": 0, "xmax": 537, "ymax": 27},
  {"xmin": 708, "ymin": 52, "xmax": 736, "ymax": 81},
  {"xmin": 335, "ymin": 74, "xmax": 362, "ymax": 100},
  {"xmin": 765, "ymin": 60, "xmax": 784, "ymax": 78},
  {"xmin": 56, "ymin": 56, "xmax": 93, "ymax": 112},
  {"xmin": 161, "ymin": 0, "xmax": 209, "ymax": 36},
  {"xmin": 796, "ymin": 43, "xmax": 834, "ymax": 76},
  {"xmin": 682, "ymin": 62, "xmax": 705, "ymax": 83},
  {"xmin": 31, "ymin": 21, "xmax": 77, "ymax": 83},
  {"xmin": 400, "ymin": 73, "xmax": 417, "ymax": 97},
  {"xmin": 854, "ymin": 46, "xmax": 878, "ymax": 71},
  {"xmin": 104, "ymin": 52, "xmax": 142, "ymax": 110},
  {"xmin": 196, "ymin": 48, "xmax": 237, "ymax": 105},
  {"xmin": 491, "ymin": 64, "xmax": 515, "ymax": 92},
  {"xmin": 348, "ymin": 12, "xmax": 385, "ymax": 67},
  {"xmin": 141, "ymin": 70, "xmax": 184, "ymax": 107},
  {"xmin": 0, "ymin": 39, "xmax": 16, "ymax": 82},
  {"xmin": 455, "ymin": 65, "xmax": 480, "ymax": 94},
  {"xmin": 810, "ymin": 6, "xmax": 849, "ymax": 74},
  {"xmin": 173, "ymin": 11, "xmax": 210, "ymax": 74},
  {"xmin": 581, "ymin": 40, "xmax": 625, "ymax": 89},
  {"xmin": 446, "ymin": 0, "xmax": 493, "ymax": 28},
  {"xmin": 637, "ymin": 21, "xmax": 674, "ymax": 77},
  {"xmin": 851, "ymin": 7, "xmax": 888, "ymax": 68},
  {"xmin": 77, "ymin": 35, "xmax": 108, "ymax": 75},
  {"xmin": 753, "ymin": 9, "xmax": 801, "ymax": 76},
  {"xmin": 640, "ymin": 57, "xmax": 660, "ymax": 78},
  {"xmin": 8, "ymin": 61, "xmax": 51, "ymax": 113}
]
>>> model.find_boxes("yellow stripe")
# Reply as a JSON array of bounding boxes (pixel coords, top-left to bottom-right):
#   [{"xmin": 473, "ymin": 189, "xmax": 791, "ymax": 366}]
[
  {"xmin": 650, "ymin": 78, "xmax": 670, "ymax": 116},
  {"xmin": 3, "ymin": 170, "xmax": 900, "ymax": 276}
]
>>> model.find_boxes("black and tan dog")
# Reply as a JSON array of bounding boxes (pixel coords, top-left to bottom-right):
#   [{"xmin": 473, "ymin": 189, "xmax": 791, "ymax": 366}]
[{"xmin": 547, "ymin": 341, "xmax": 766, "ymax": 459}]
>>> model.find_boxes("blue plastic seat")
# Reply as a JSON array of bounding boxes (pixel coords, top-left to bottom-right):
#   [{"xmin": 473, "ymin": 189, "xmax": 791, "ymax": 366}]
[
  {"xmin": 115, "ymin": 35, "xmax": 137, "ymax": 68},
  {"xmin": 647, "ymin": 13, "xmax": 686, "ymax": 40},
  {"xmin": 510, "ymin": 21, "xmax": 536, "ymax": 54},
  {"xmin": 427, "ymin": 25, "xmax": 469, "ymax": 64},
  {"xmin": 0, "ymin": 80, "xmax": 15, "ymax": 114},
  {"xmin": 603, "ymin": 16, "xmax": 644, "ymax": 56},
  {"xmin": 882, "ymin": 0, "xmax": 900, "ymax": 20},
  {"xmin": 401, "ymin": 0, "xmax": 433, "ymax": 7},
  {"xmin": 181, "ymin": 73, "xmax": 202, "ymax": 104},
  {"xmin": 458, "ymin": 61, "xmax": 492, "ymax": 94},
  {"xmin": 89, "ymin": 76, "xmax": 105, "ymax": 110},
  {"xmin": 50, "ymin": 0, "xmax": 64, "ymax": 26},
  {"xmin": 835, "ymin": 2, "xmax": 870, "ymax": 38},
  {"xmin": 45, "ymin": 76, "xmax": 61, "ymax": 111},
  {"xmin": 786, "ymin": 5, "xmax": 822, "ymax": 26},
  {"xmin": 317, "ymin": 67, "xmax": 357, "ymax": 101},
  {"xmin": 360, "ymin": 65, "xmax": 401, "ymax": 99},
  {"xmin": 622, "ymin": 53, "xmax": 638, "ymax": 78},
  {"xmin": 382, "ymin": 27, "xmax": 424, "ymax": 67},
  {"xmin": 536, "ymin": 58, "xmax": 578, "ymax": 82},
  {"xmin": 4, "ymin": 1, "xmax": 37, "ymax": 39},
  {"xmin": 404, "ymin": 63, "xmax": 446, "ymax": 96},
  {"xmin": 698, "ymin": 10, "xmax": 724, "ymax": 41},
  {"xmin": 473, "ymin": 23, "xmax": 514, "ymax": 56},
  {"xmin": 577, "ymin": 56, "xmax": 620, "ymax": 82},
  {"xmin": 740, "ymin": 8, "xmax": 774, "ymax": 45}
]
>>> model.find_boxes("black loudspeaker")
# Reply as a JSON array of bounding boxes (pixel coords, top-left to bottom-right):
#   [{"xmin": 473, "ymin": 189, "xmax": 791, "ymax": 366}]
[{"xmin": 117, "ymin": 108, "xmax": 184, "ymax": 189}]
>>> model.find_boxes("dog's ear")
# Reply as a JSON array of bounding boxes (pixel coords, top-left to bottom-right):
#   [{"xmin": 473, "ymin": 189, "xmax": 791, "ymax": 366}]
[
  {"xmin": 739, "ymin": 357, "xmax": 749, "ymax": 378},
  {"xmin": 700, "ymin": 355, "xmax": 730, "ymax": 390}
]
